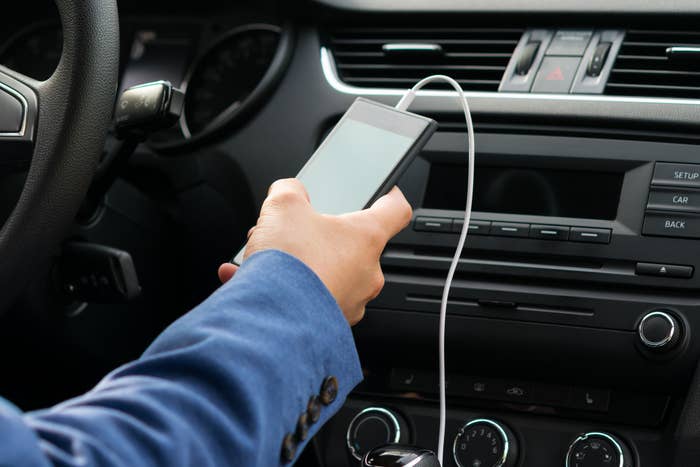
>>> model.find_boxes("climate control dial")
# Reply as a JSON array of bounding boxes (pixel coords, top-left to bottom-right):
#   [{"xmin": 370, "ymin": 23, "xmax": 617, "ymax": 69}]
[
  {"xmin": 566, "ymin": 432, "xmax": 633, "ymax": 467},
  {"xmin": 346, "ymin": 407, "xmax": 407, "ymax": 461},
  {"xmin": 453, "ymin": 418, "xmax": 517, "ymax": 467}
]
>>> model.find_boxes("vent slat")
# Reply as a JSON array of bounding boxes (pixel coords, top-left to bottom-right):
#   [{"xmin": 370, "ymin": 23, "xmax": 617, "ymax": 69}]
[
  {"xmin": 606, "ymin": 30, "xmax": 700, "ymax": 99},
  {"xmin": 333, "ymin": 37, "xmax": 518, "ymax": 47},
  {"xmin": 327, "ymin": 27, "xmax": 522, "ymax": 91}
]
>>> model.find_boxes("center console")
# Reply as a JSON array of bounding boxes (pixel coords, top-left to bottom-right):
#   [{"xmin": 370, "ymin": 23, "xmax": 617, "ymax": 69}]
[{"xmin": 315, "ymin": 130, "xmax": 700, "ymax": 466}]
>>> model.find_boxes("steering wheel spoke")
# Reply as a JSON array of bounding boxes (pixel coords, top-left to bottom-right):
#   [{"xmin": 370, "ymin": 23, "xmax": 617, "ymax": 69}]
[{"xmin": 0, "ymin": 67, "xmax": 37, "ymax": 169}]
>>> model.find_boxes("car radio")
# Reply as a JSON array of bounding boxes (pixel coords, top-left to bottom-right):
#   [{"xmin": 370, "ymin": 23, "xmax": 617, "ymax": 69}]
[{"xmin": 382, "ymin": 131, "xmax": 700, "ymax": 292}]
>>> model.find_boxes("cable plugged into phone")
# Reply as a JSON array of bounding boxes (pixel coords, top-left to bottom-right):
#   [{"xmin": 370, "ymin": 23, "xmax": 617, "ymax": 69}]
[{"xmin": 364, "ymin": 76, "xmax": 475, "ymax": 467}]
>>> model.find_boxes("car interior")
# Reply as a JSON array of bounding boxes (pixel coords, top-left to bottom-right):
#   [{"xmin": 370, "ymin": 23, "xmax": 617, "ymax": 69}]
[{"xmin": 3, "ymin": 0, "xmax": 700, "ymax": 466}]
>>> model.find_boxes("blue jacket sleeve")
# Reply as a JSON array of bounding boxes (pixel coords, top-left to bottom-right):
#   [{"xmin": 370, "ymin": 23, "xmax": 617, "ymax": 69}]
[{"xmin": 1, "ymin": 250, "xmax": 363, "ymax": 467}]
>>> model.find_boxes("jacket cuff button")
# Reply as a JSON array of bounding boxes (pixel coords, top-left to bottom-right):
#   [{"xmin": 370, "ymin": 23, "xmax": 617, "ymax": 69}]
[
  {"xmin": 320, "ymin": 376, "xmax": 339, "ymax": 405},
  {"xmin": 307, "ymin": 395, "xmax": 322, "ymax": 423},
  {"xmin": 281, "ymin": 433, "xmax": 296, "ymax": 463},
  {"xmin": 296, "ymin": 412, "xmax": 310, "ymax": 441}
]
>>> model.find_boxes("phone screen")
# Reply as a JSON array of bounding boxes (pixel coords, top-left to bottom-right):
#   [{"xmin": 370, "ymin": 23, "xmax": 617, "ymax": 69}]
[{"xmin": 298, "ymin": 117, "xmax": 415, "ymax": 215}]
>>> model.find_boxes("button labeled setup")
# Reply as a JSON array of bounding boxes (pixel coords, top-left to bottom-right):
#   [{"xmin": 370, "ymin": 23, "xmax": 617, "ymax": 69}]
[
  {"xmin": 652, "ymin": 163, "xmax": 700, "ymax": 189},
  {"xmin": 532, "ymin": 56, "xmax": 581, "ymax": 93},
  {"xmin": 490, "ymin": 222, "xmax": 530, "ymax": 238},
  {"xmin": 636, "ymin": 262, "xmax": 694, "ymax": 278},
  {"xmin": 414, "ymin": 217, "xmax": 452, "ymax": 232},
  {"xmin": 529, "ymin": 224, "xmax": 570, "ymax": 240},
  {"xmin": 453, "ymin": 219, "xmax": 491, "ymax": 235},
  {"xmin": 570, "ymin": 227, "xmax": 611, "ymax": 244},
  {"xmin": 648, "ymin": 188, "xmax": 700, "ymax": 213},
  {"xmin": 643, "ymin": 213, "xmax": 700, "ymax": 239}
]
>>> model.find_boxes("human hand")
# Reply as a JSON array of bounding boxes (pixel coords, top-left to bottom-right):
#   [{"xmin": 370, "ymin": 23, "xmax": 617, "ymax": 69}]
[{"xmin": 218, "ymin": 179, "xmax": 412, "ymax": 325}]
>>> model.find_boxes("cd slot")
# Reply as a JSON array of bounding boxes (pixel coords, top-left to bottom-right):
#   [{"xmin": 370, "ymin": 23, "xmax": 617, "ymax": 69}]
[
  {"xmin": 413, "ymin": 246, "xmax": 604, "ymax": 270},
  {"xmin": 406, "ymin": 293, "xmax": 594, "ymax": 318},
  {"xmin": 380, "ymin": 246, "xmax": 648, "ymax": 291}
]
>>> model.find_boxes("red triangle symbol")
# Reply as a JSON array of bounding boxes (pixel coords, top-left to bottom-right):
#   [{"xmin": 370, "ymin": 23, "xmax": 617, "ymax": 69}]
[{"xmin": 545, "ymin": 66, "xmax": 565, "ymax": 81}]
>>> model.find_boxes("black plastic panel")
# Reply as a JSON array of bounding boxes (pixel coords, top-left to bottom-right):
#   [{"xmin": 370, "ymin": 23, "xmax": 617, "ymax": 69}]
[{"xmin": 318, "ymin": 398, "xmax": 664, "ymax": 467}]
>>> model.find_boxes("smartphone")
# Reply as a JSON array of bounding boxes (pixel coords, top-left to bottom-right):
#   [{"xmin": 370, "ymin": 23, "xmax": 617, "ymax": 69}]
[{"xmin": 232, "ymin": 97, "xmax": 437, "ymax": 265}]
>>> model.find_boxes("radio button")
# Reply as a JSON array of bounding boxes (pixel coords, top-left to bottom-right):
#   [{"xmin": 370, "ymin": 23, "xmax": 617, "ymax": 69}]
[
  {"xmin": 652, "ymin": 162, "xmax": 700, "ymax": 188},
  {"xmin": 414, "ymin": 217, "xmax": 452, "ymax": 232},
  {"xmin": 647, "ymin": 188, "xmax": 700, "ymax": 213},
  {"xmin": 570, "ymin": 227, "xmax": 611, "ymax": 244},
  {"xmin": 453, "ymin": 219, "xmax": 490, "ymax": 235},
  {"xmin": 636, "ymin": 262, "xmax": 693, "ymax": 278},
  {"xmin": 490, "ymin": 222, "xmax": 530, "ymax": 238},
  {"xmin": 643, "ymin": 213, "xmax": 700, "ymax": 238},
  {"xmin": 529, "ymin": 224, "xmax": 569, "ymax": 240}
]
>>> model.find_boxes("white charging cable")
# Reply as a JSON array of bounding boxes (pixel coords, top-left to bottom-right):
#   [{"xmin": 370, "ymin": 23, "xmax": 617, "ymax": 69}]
[{"xmin": 395, "ymin": 75, "xmax": 475, "ymax": 465}]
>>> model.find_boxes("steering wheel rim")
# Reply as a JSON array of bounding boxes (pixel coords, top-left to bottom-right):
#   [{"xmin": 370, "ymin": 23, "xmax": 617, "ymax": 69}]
[{"xmin": 0, "ymin": 0, "xmax": 119, "ymax": 313}]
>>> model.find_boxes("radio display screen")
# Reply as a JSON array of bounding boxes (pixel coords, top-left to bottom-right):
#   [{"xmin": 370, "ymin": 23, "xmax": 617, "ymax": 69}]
[{"xmin": 423, "ymin": 165, "xmax": 623, "ymax": 220}]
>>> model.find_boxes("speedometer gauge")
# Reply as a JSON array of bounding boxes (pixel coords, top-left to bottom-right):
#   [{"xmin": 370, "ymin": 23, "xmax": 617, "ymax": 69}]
[{"xmin": 182, "ymin": 24, "xmax": 286, "ymax": 139}]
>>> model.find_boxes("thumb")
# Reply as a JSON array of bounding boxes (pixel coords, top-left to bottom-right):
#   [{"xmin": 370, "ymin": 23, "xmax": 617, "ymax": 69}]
[{"xmin": 362, "ymin": 186, "xmax": 413, "ymax": 239}]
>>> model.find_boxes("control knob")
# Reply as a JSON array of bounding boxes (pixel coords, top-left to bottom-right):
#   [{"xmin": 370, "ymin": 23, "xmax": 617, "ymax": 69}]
[
  {"xmin": 566, "ymin": 432, "xmax": 633, "ymax": 467},
  {"xmin": 347, "ymin": 407, "xmax": 408, "ymax": 461},
  {"xmin": 638, "ymin": 310, "xmax": 681, "ymax": 351},
  {"xmin": 453, "ymin": 418, "xmax": 517, "ymax": 467}
]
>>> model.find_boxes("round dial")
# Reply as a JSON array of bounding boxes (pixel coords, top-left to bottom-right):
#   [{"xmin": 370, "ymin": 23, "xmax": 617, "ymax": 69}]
[
  {"xmin": 346, "ymin": 407, "xmax": 404, "ymax": 461},
  {"xmin": 638, "ymin": 310, "xmax": 681, "ymax": 351},
  {"xmin": 566, "ymin": 432, "xmax": 633, "ymax": 467},
  {"xmin": 0, "ymin": 24, "xmax": 62, "ymax": 81},
  {"xmin": 453, "ymin": 419, "xmax": 517, "ymax": 467},
  {"xmin": 182, "ymin": 24, "xmax": 280, "ymax": 136}
]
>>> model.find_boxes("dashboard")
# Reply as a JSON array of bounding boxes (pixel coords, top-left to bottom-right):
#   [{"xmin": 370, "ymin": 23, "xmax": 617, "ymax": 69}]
[
  {"xmin": 0, "ymin": 1, "xmax": 292, "ymax": 152},
  {"xmin": 5, "ymin": 1, "xmax": 700, "ymax": 466}
]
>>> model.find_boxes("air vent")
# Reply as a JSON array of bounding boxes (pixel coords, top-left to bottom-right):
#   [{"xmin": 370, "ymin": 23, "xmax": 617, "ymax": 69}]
[
  {"xmin": 327, "ymin": 28, "xmax": 523, "ymax": 91},
  {"xmin": 607, "ymin": 30, "xmax": 700, "ymax": 99}
]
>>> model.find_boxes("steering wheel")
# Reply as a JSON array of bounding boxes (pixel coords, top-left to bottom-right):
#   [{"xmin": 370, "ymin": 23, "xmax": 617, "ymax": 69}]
[{"xmin": 0, "ymin": 0, "xmax": 119, "ymax": 313}]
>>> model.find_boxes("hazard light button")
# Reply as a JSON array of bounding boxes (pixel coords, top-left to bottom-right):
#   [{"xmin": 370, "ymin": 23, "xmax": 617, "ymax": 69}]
[
  {"xmin": 636, "ymin": 262, "xmax": 694, "ymax": 279},
  {"xmin": 531, "ymin": 56, "xmax": 581, "ymax": 93}
]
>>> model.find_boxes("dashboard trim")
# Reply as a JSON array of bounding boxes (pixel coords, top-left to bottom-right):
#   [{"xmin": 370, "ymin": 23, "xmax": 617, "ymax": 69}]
[
  {"xmin": 0, "ymin": 81, "xmax": 28, "ymax": 138},
  {"xmin": 314, "ymin": 0, "xmax": 700, "ymax": 14}
]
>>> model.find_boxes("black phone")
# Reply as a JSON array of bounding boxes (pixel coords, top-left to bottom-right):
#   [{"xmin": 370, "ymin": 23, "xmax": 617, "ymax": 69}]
[{"xmin": 233, "ymin": 97, "xmax": 437, "ymax": 265}]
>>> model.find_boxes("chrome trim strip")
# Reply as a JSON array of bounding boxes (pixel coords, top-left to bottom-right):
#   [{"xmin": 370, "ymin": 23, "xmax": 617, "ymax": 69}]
[
  {"xmin": 321, "ymin": 47, "xmax": 700, "ymax": 107},
  {"xmin": 453, "ymin": 418, "xmax": 510, "ymax": 467},
  {"xmin": 382, "ymin": 43, "xmax": 443, "ymax": 53},
  {"xmin": 346, "ymin": 407, "xmax": 402, "ymax": 461},
  {"xmin": 639, "ymin": 310, "xmax": 676, "ymax": 348},
  {"xmin": 0, "ymin": 81, "xmax": 28, "ymax": 137},
  {"xmin": 667, "ymin": 46, "xmax": 700, "ymax": 55},
  {"xmin": 565, "ymin": 432, "xmax": 626, "ymax": 467}
]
